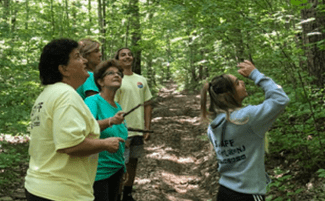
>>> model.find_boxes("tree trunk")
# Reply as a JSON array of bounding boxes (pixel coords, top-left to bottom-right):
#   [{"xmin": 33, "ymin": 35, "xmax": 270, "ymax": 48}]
[
  {"xmin": 124, "ymin": 0, "xmax": 132, "ymax": 47},
  {"xmin": 98, "ymin": 0, "xmax": 106, "ymax": 59},
  {"xmin": 50, "ymin": 0, "xmax": 55, "ymax": 36},
  {"xmin": 190, "ymin": 47, "xmax": 197, "ymax": 82},
  {"xmin": 166, "ymin": 30, "xmax": 171, "ymax": 80},
  {"xmin": 25, "ymin": 0, "xmax": 29, "ymax": 30},
  {"xmin": 198, "ymin": 50, "xmax": 204, "ymax": 80},
  {"xmin": 3, "ymin": 0, "xmax": 9, "ymax": 22},
  {"xmin": 102, "ymin": 0, "xmax": 106, "ymax": 60},
  {"xmin": 188, "ymin": 30, "xmax": 197, "ymax": 83},
  {"xmin": 146, "ymin": 0, "xmax": 155, "ymax": 86},
  {"xmin": 88, "ymin": 0, "xmax": 92, "ymax": 35},
  {"xmin": 301, "ymin": 0, "xmax": 325, "ymax": 87},
  {"xmin": 65, "ymin": 0, "xmax": 70, "ymax": 33},
  {"xmin": 125, "ymin": 17, "xmax": 130, "ymax": 47},
  {"xmin": 11, "ymin": 1, "xmax": 18, "ymax": 33},
  {"xmin": 130, "ymin": 0, "xmax": 141, "ymax": 75},
  {"xmin": 234, "ymin": 28, "xmax": 245, "ymax": 62},
  {"xmin": 98, "ymin": 0, "xmax": 102, "ymax": 30}
]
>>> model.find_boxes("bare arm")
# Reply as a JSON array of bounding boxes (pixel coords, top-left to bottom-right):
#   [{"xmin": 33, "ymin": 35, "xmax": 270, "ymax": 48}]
[
  {"xmin": 85, "ymin": 90, "xmax": 98, "ymax": 98},
  {"xmin": 57, "ymin": 137, "xmax": 124, "ymax": 157},
  {"xmin": 143, "ymin": 100, "xmax": 153, "ymax": 140},
  {"xmin": 97, "ymin": 111, "xmax": 125, "ymax": 131}
]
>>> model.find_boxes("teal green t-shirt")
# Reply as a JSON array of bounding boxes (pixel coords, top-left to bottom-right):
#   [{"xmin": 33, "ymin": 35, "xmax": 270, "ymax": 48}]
[
  {"xmin": 84, "ymin": 94, "xmax": 128, "ymax": 181},
  {"xmin": 77, "ymin": 71, "xmax": 99, "ymax": 100}
]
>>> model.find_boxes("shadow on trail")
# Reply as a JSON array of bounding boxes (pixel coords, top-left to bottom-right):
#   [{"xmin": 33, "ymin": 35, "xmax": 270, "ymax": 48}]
[{"xmin": 132, "ymin": 82, "xmax": 217, "ymax": 201}]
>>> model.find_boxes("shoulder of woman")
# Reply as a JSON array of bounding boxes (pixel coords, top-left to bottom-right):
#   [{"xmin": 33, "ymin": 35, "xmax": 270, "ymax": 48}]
[
  {"xmin": 49, "ymin": 83, "xmax": 76, "ymax": 101},
  {"xmin": 84, "ymin": 93, "xmax": 100, "ymax": 103},
  {"xmin": 231, "ymin": 106, "xmax": 254, "ymax": 121}
]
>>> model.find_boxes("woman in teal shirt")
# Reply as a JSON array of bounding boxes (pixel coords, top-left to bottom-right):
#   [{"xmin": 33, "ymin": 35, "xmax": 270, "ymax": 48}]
[{"xmin": 85, "ymin": 59, "xmax": 128, "ymax": 201}]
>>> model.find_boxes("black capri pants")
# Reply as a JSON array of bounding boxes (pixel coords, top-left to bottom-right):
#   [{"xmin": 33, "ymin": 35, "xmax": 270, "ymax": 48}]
[{"xmin": 217, "ymin": 185, "xmax": 265, "ymax": 201}]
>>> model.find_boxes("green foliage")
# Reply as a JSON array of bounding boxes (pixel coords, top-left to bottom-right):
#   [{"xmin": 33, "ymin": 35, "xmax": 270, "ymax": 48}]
[
  {"xmin": 0, "ymin": 137, "xmax": 29, "ymax": 193},
  {"xmin": 316, "ymin": 169, "xmax": 325, "ymax": 178},
  {"xmin": 1, "ymin": 0, "xmax": 325, "ymax": 199},
  {"xmin": 266, "ymin": 167, "xmax": 304, "ymax": 200}
]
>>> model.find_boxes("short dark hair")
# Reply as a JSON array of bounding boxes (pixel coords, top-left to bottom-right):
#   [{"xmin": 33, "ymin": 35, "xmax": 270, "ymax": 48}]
[
  {"xmin": 114, "ymin": 47, "xmax": 133, "ymax": 60},
  {"xmin": 94, "ymin": 59, "xmax": 124, "ymax": 91},
  {"xmin": 39, "ymin": 38, "xmax": 79, "ymax": 85}
]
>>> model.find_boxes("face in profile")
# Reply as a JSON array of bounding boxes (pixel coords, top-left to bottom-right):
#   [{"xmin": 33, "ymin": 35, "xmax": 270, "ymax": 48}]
[
  {"xmin": 64, "ymin": 48, "xmax": 89, "ymax": 86},
  {"xmin": 228, "ymin": 74, "xmax": 248, "ymax": 103},
  {"xmin": 86, "ymin": 44, "xmax": 102, "ymax": 68}
]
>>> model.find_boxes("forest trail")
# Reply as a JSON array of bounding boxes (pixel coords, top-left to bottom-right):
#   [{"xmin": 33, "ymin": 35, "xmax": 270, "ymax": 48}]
[
  {"xmin": 132, "ymin": 81, "xmax": 217, "ymax": 201},
  {"xmin": 1, "ymin": 81, "xmax": 322, "ymax": 201},
  {"xmin": 0, "ymin": 81, "xmax": 218, "ymax": 201}
]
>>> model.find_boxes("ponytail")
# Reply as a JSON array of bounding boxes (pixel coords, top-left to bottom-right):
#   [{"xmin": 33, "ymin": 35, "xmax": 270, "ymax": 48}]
[
  {"xmin": 200, "ymin": 82, "xmax": 210, "ymax": 123},
  {"xmin": 200, "ymin": 74, "xmax": 248, "ymax": 125}
]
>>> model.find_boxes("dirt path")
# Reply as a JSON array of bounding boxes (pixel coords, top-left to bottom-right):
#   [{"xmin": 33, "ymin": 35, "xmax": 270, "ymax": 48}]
[
  {"xmin": 1, "ymin": 82, "xmax": 219, "ymax": 201},
  {"xmin": 2, "ymin": 82, "xmax": 321, "ymax": 201},
  {"xmin": 131, "ymin": 82, "xmax": 218, "ymax": 201}
]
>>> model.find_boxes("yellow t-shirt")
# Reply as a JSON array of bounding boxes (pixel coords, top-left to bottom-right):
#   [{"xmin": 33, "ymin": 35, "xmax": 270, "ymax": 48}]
[
  {"xmin": 25, "ymin": 82, "xmax": 100, "ymax": 201},
  {"xmin": 115, "ymin": 73, "xmax": 152, "ymax": 137}
]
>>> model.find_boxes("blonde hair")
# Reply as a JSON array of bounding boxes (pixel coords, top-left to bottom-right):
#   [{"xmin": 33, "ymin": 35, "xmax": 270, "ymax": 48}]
[
  {"xmin": 200, "ymin": 74, "xmax": 248, "ymax": 125},
  {"xmin": 79, "ymin": 38, "xmax": 101, "ymax": 58}
]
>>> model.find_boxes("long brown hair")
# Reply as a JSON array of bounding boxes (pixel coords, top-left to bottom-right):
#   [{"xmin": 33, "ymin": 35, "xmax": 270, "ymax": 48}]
[{"xmin": 201, "ymin": 74, "xmax": 246, "ymax": 124}]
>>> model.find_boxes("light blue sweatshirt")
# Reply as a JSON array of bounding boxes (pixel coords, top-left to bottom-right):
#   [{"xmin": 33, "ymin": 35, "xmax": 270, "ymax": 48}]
[{"xmin": 207, "ymin": 69, "xmax": 289, "ymax": 195}]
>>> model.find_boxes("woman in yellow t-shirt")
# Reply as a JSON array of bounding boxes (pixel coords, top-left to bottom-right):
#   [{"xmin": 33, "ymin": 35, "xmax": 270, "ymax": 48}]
[{"xmin": 24, "ymin": 38, "xmax": 124, "ymax": 201}]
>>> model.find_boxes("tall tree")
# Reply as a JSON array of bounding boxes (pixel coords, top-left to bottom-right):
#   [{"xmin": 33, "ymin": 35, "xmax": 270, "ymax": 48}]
[
  {"xmin": 98, "ymin": 0, "xmax": 106, "ymax": 59},
  {"xmin": 130, "ymin": 0, "xmax": 141, "ymax": 74},
  {"xmin": 25, "ymin": 0, "xmax": 29, "ymax": 30},
  {"xmin": 88, "ymin": 0, "xmax": 92, "ymax": 35},
  {"xmin": 301, "ymin": 0, "xmax": 325, "ymax": 87},
  {"xmin": 2, "ymin": 0, "xmax": 10, "ymax": 32}
]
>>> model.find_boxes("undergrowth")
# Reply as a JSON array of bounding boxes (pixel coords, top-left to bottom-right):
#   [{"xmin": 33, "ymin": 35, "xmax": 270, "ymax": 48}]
[{"xmin": 0, "ymin": 135, "xmax": 29, "ymax": 195}]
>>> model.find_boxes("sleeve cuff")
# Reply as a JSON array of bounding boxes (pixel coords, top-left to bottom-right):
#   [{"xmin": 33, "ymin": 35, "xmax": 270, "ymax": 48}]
[{"xmin": 248, "ymin": 69, "xmax": 260, "ymax": 80}]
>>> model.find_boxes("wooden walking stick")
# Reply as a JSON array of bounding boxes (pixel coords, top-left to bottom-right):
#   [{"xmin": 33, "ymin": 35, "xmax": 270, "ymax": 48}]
[
  {"xmin": 127, "ymin": 127, "xmax": 154, "ymax": 133},
  {"xmin": 122, "ymin": 101, "xmax": 151, "ymax": 117},
  {"xmin": 123, "ymin": 104, "xmax": 143, "ymax": 117}
]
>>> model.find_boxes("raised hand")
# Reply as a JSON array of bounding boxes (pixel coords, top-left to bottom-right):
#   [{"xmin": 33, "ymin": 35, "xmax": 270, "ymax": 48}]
[{"xmin": 237, "ymin": 60, "xmax": 256, "ymax": 78}]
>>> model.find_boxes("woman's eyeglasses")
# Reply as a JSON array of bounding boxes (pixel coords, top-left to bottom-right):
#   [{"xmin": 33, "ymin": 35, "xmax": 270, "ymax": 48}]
[{"xmin": 102, "ymin": 71, "xmax": 123, "ymax": 78}]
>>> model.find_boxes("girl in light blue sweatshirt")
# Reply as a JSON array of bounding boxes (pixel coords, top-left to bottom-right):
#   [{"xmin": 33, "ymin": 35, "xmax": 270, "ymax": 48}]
[{"xmin": 201, "ymin": 60, "xmax": 289, "ymax": 201}]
